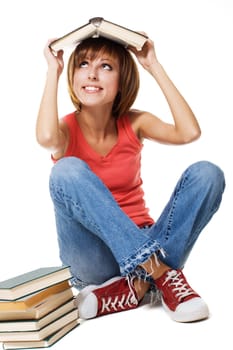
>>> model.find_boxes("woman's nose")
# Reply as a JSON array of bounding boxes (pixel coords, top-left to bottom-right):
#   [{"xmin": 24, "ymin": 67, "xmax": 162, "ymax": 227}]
[{"xmin": 88, "ymin": 72, "xmax": 97, "ymax": 80}]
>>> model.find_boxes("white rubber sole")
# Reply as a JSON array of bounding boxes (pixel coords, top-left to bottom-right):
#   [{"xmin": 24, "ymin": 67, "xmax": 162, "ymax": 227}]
[{"xmin": 162, "ymin": 297, "xmax": 209, "ymax": 322}]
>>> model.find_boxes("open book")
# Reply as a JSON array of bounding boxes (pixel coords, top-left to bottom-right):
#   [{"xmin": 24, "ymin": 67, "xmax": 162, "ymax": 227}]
[{"xmin": 50, "ymin": 17, "xmax": 148, "ymax": 51}]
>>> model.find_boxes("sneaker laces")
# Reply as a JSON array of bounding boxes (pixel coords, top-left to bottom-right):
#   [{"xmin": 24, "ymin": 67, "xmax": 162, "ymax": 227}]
[
  {"xmin": 100, "ymin": 276, "xmax": 138, "ymax": 314},
  {"xmin": 162, "ymin": 270, "xmax": 195, "ymax": 302}
]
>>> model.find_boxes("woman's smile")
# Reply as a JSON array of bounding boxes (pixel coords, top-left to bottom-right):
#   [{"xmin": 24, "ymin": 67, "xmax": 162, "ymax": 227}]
[{"xmin": 83, "ymin": 85, "xmax": 103, "ymax": 93}]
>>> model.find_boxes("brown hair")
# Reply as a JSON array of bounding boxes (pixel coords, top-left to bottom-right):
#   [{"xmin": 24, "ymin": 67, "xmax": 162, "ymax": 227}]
[{"xmin": 67, "ymin": 37, "xmax": 140, "ymax": 117}]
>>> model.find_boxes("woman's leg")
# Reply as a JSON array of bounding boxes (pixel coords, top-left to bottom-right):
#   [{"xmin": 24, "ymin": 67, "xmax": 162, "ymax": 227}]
[
  {"xmin": 49, "ymin": 157, "xmax": 152, "ymax": 317},
  {"xmin": 53, "ymin": 210, "xmax": 121, "ymax": 288},
  {"xmin": 75, "ymin": 160, "xmax": 225, "ymax": 321},
  {"xmin": 138, "ymin": 160, "xmax": 225, "ymax": 322},
  {"xmin": 146, "ymin": 160, "xmax": 225, "ymax": 271},
  {"xmin": 50, "ymin": 158, "xmax": 225, "ymax": 282},
  {"xmin": 49, "ymin": 157, "xmax": 162, "ymax": 278}
]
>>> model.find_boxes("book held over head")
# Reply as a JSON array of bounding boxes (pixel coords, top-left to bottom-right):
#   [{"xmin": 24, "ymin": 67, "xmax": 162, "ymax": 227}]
[{"xmin": 49, "ymin": 17, "xmax": 148, "ymax": 52}]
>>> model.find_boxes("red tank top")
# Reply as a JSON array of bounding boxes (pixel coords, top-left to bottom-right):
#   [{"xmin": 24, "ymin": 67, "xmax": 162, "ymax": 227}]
[{"xmin": 62, "ymin": 112, "xmax": 154, "ymax": 227}]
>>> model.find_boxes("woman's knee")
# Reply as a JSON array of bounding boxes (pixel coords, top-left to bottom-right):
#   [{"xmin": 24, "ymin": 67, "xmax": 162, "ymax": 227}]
[
  {"xmin": 187, "ymin": 160, "xmax": 225, "ymax": 191},
  {"xmin": 50, "ymin": 157, "xmax": 89, "ymax": 183}
]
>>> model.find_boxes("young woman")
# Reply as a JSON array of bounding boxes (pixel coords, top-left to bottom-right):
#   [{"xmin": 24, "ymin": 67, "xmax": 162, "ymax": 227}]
[{"xmin": 36, "ymin": 35, "xmax": 225, "ymax": 323}]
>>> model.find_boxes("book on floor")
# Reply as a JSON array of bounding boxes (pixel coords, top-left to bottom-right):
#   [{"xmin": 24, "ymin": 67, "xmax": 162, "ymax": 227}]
[
  {"xmin": 50, "ymin": 17, "xmax": 148, "ymax": 52},
  {"xmin": 0, "ymin": 299, "xmax": 76, "ymax": 332},
  {"xmin": 2, "ymin": 319, "xmax": 79, "ymax": 349},
  {"xmin": 0, "ymin": 308, "xmax": 78, "ymax": 342},
  {"xmin": 0, "ymin": 284, "xmax": 74, "ymax": 321},
  {"xmin": 0, "ymin": 266, "xmax": 72, "ymax": 301},
  {"xmin": 0, "ymin": 280, "xmax": 70, "ymax": 313}
]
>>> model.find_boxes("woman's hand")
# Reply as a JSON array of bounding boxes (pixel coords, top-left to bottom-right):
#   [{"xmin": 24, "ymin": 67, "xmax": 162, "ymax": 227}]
[
  {"xmin": 129, "ymin": 35, "xmax": 159, "ymax": 71},
  {"xmin": 44, "ymin": 39, "xmax": 64, "ymax": 77}
]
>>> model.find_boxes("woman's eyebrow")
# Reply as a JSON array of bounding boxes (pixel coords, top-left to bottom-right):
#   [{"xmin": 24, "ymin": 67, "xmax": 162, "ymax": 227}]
[{"xmin": 100, "ymin": 57, "xmax": 119, "ymax": 65}]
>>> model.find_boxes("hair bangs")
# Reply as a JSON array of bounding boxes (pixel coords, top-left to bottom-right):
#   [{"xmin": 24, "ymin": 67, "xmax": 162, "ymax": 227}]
[{"xmin": 74, "ymin": 37, "xmax": 124, "ymax": 67}]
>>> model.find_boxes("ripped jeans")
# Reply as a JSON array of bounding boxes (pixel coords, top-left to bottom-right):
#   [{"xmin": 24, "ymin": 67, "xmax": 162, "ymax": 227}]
[{"xmin": 49, "ymin": 157, "xmax": 225, "ymax": 289}]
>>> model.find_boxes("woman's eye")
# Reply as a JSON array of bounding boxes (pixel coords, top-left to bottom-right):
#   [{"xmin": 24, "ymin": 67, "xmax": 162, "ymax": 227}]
[
  {"xmin": 102, "ymin": 63, "xmax": 112, "ymax": 70},
  {"xmin": 79, "ymin": 61, "xmax": 88, "ymax": 68}
]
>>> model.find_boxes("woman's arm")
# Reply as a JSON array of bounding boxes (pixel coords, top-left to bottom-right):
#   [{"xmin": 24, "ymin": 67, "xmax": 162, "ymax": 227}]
[
  {"xmin": 130, "ymin": 38, "xmax": 201, "ymax": 144},
  {"xmin": 36, "ymin": 41, "xmax": 68, "ymax": 157}
]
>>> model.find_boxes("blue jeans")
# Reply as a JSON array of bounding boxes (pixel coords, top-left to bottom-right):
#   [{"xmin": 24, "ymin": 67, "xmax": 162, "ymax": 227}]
[{"xmin": 49, "ymin": 157, "xmax": 225, "ymax": 289}]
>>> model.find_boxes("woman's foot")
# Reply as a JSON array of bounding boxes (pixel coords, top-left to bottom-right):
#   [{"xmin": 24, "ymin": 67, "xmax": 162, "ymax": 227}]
[
  {"xmin": 76, "ymin": 276, "xmax": 141, "ymax": 319},
  {"xmin": 155, "ymin": 269, "xmax": 209, "ymax": 322}
]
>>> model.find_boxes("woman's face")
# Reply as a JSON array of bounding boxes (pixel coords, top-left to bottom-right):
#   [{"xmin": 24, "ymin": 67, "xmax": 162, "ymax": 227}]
[{"xmin": 73, "ymin": 52, "xmax": 120, "ymax": 110}]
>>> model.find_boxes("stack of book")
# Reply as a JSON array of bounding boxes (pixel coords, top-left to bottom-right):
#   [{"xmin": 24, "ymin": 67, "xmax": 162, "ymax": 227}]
[{"xmin": 0, "ymin": 266, "xmax": 79, "ymax": 349}]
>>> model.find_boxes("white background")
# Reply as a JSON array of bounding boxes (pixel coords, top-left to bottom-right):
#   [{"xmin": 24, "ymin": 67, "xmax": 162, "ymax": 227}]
[{"xmin": 0, "ymin": 0, "xmax": 232, "ymax": 349}]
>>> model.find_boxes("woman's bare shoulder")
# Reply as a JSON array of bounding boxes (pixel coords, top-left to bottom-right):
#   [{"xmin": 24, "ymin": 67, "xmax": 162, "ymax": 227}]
[{"xmin": 128, "ymin": 109, "xmax": 154, "ymax": 140}]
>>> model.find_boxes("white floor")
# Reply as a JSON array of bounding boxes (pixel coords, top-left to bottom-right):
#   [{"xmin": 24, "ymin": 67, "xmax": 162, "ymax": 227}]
[
  {"xmin": 0, "ymin": 295, "xmax": 231, "ymax": 350},
  {"xmin": 52, "ymin": 274, "xmax": 231, "ymax": 350}
]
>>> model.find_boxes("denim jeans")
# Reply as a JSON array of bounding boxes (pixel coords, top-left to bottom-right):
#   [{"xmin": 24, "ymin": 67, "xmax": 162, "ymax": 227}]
[{"xmin": 49, "ymin": 157, "xmax": 225, "ymax": 289}]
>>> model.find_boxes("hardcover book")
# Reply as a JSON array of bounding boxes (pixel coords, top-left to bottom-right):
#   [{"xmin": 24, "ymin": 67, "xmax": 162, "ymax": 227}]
[
  {"xmin": 0, "ymin": 309, "xmax": 78, "ymax": 342},
  {"xmin": 0, "ymin": 299, "xmax": 76, "ymax": 332},
  {"xmin": 2, "ymin": 319, "xmax": 79, "ymax": 349},
  {"xmin": 0, "ymin": 280, "xmax": 70, "ymax": 312},
  {"xmin": 0, "ymin": 266, "xmax": 72, "ymax": 301},
  {"xmin": 0, "ymin": 287, "xmax": 74, "ymax": 321},
  {"xmin": 50, "ymin": 17, "xmax": 148, "ymax": 51}
]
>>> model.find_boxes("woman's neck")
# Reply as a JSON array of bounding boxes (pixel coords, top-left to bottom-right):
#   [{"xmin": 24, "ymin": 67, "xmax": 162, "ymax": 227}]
[{"xmin": 77, "ymin": 107, "xmax": 117, "ymax": 141}]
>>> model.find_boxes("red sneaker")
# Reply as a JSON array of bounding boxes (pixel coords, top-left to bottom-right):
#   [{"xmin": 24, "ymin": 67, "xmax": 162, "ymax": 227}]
[
  {"xmin": 76, "ymin": 276, "xmax": 139, "ymax": 319},
  {"xmin": 155, "ymin": 269, "xmax": 209, "ymax": 322}
]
